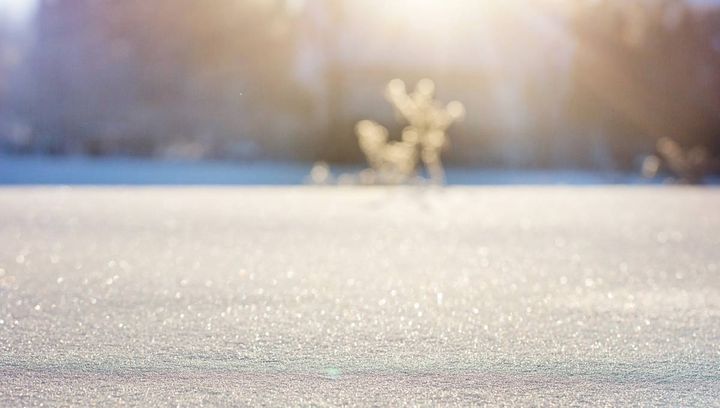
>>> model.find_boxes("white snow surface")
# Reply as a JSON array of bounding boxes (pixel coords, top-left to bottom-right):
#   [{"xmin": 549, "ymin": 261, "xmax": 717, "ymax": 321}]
[{"xmin": 0, "ymin": 187, "xmax": 718, "ymax": 406}]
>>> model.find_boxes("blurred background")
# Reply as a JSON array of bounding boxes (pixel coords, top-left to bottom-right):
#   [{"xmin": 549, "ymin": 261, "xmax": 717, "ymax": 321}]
[{"xmin": 0, "ymin": 0, "xmax": 719, "ymax": 182}]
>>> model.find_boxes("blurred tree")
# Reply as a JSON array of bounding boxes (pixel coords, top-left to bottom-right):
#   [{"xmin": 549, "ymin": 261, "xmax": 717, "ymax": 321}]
[
  {"xmin": 14, "ymin": 0, "xmax": 313, "ymax": 159},
  {"xmin": 568, "ymin": 0, "xmax": 720, "ymax": 169},
  {"xmin": 3, "ymin": 0, "xmax": 718, "ymax": 170}
]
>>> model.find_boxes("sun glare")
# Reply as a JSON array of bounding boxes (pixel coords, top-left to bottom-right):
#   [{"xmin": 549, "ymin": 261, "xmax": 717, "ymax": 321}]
[{"xmin": 380, "ymin": 0, "xmax": 508, "ymax": 25}]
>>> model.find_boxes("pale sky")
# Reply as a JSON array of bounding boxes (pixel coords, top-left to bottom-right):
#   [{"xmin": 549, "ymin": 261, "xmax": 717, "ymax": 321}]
[{"xmin": 0, "ymin": 0, "xmax": 37, "ymax": 27}]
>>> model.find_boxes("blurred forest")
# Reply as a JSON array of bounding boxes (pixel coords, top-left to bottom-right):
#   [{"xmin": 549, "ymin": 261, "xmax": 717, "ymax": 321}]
[{"xmin": 0, "ymin": 0, "xmax": 719, "ymax": 170}]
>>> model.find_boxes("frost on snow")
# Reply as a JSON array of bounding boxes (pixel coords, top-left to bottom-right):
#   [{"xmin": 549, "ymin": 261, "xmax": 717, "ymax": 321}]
[{"xmin": 0, "ymin": 187, "xmax": 718, "ymax": 406}]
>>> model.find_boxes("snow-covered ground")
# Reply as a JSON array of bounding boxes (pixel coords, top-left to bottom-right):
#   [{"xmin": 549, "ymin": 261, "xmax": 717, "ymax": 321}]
[
  {"xmin": 0, "ymin": 154, "xmax": 664, "ymax": 185},
  {"xmin": 0, "ymin": 187, "xmax": 719, "ymax": 406}
]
